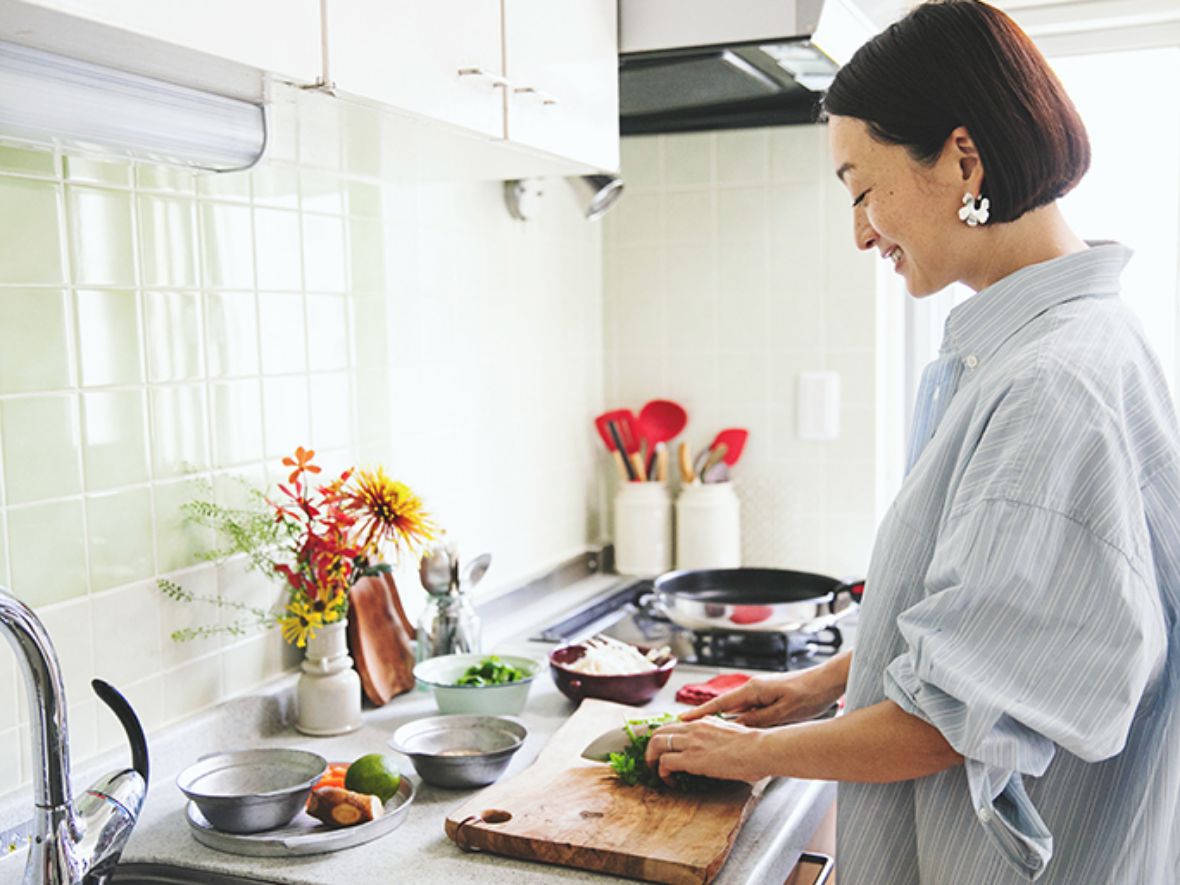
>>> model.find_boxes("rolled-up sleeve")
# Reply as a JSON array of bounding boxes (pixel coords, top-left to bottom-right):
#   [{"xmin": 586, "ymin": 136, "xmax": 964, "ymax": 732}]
[{"xmin": 883, "ymin": 496, "xmax": 1166, "ymax": 878}]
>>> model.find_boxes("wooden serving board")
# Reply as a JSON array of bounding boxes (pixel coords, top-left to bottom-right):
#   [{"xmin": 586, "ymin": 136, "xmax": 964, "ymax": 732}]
[{"xmin": 445, "ymin": 698, "xmax": 765, "ymax": 885}]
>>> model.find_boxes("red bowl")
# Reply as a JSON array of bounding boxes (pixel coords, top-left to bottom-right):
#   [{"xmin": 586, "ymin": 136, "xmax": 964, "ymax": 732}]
[{"xmin": 548, "ymin": 643, "xmax": 677, "ymax": 706}]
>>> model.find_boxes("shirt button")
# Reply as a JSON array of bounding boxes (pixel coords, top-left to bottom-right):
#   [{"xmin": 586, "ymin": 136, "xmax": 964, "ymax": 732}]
[
  {"xmin": 978, "ymin": 806, "xmax": 992, "ymax": 823},
  {"xmin": 964, "ymin": 354, "xmax": 979, "ymax": 369}
]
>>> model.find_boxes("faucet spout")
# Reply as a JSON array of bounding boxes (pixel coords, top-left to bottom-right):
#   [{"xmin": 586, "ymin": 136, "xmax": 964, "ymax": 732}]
[
  {"xmin": 0, "ymin": 588, "xmax": 77, "ymax": 826},
  {"xmin": 0, "ymin": 587, "xmax": 149, "ymax": 885}
]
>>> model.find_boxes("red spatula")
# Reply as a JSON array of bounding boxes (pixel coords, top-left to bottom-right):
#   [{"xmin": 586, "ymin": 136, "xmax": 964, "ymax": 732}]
[
  {"xmin": 594, "ymin": 410, "xmax": 645, "ymax": 481},
  {"xmin": 709, "ymin": 428, "xmax": 749, "ymax": 466},
  {"xmin": 594, "ymin": 409, "xmax": 641, "ymax": 454}
]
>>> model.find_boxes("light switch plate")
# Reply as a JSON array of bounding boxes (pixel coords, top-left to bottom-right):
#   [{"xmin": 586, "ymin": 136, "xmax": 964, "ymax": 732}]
[{"xmin": 797, "ymin": 370, "xmax": 840, "ymax": 441}]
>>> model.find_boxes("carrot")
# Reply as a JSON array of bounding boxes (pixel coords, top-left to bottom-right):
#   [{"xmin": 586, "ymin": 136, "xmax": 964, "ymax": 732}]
[{"xmin": 313, "ymin": 763, "xmax": 350, "ymax": 790}]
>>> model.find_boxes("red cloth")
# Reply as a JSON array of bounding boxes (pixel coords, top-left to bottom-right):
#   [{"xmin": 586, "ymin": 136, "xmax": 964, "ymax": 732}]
[{"xmin": 675, "ymin": 672, "xmax": 752, "ymax": 706}]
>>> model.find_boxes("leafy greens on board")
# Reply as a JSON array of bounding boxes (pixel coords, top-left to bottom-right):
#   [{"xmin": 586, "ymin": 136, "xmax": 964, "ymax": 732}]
[
  {"xmin": 607, "ymin": 713, "xmax": 728, "ymax": 792},
  {"xmin": 455, "ymin": 655, "xmax": 528, "ymax": 686}
]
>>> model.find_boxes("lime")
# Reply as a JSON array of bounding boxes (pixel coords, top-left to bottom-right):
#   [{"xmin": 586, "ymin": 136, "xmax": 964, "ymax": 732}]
[{"xmin": 343, "ymin": 753, "xmax": 401, "ymax": 803}]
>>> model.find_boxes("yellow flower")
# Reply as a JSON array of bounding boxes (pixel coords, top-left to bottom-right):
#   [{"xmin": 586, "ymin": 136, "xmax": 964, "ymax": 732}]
[
  {"xmin": 279, "ymin": 600, "xmax": 325, "ymax": 648},
  {"xmin": 344, "ymin": 467, "xmax": 437, "ymax": 557},
  {"xmin": 312, "ymin": 589, "xmax": 348, "ymax": 624}
]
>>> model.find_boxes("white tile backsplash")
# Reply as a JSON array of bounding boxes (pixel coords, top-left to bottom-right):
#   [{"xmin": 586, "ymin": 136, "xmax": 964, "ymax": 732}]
[
  {"xmin": 0, "ymin": 727, "xmax": 23, "ymax": 792},
  {"xmin": 90, "ymin": 580, "xmax": 162, "ymax": 688},
  {"xmin": 36, "ymin": 597, "xmax": 95, "ymax": 707},
  {"xmin": 606, "ymin": 125, "xmax": 884, "ymax": 577},
  {"xmin": 0, "ymin": 645, "xmax": 16, "ymax": 731},
  {"xmin": 162, "ymin": 654, "xmax": 223, "ymax": 723}
]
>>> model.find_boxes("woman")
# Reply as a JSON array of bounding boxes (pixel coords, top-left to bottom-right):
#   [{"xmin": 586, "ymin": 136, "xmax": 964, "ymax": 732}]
[{"xmin": 646, "ymin": 2, "xmax": 1179, "ymax": 883}]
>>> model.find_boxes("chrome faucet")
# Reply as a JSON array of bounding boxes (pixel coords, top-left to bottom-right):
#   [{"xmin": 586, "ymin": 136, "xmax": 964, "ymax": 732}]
[{"xmin": 0, "ymin": 587, "xmax": 149, "ymax": 885}]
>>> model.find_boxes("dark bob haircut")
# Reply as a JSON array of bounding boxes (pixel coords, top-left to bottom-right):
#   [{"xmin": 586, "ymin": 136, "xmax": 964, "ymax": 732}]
[{"xmin": 820, "ymin": 0, "xmax": 1090, "ymax": 224}]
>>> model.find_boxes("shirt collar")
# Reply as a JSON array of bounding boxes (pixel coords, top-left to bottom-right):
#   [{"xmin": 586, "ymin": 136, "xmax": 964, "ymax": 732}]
[{"xmin": 941, "ymin": 241, "xmax": 1133, "ymax": 366}]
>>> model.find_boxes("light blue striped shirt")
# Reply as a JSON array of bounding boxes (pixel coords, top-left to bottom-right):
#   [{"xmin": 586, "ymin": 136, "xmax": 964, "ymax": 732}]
[{"xmin": 838, "ymin": 243, "xmax": 1179, "ymax": 884}]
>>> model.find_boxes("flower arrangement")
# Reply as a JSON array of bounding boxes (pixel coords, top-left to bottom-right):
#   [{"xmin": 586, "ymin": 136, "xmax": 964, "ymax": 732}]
[{"xmin": 158, "ymin": 447, "xmax": 436, "ymax": 647}]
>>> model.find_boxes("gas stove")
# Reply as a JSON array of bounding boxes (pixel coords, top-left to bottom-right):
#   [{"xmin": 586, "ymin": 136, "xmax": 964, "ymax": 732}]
[{"xmin": 533, "ymin": 579, "xmax": 845, "ymax": 671}]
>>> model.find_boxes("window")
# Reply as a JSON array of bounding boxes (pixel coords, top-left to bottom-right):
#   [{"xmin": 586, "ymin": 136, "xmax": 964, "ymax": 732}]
[{"xmin": 897, "ymin": 46, "xmax": 1180, "ymax": 465}]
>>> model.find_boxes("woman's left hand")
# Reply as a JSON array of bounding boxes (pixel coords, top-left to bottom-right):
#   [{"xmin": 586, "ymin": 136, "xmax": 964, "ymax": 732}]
[{"xmin": 645, "ymin": 718, "xmax": 767, "ymax": 785}]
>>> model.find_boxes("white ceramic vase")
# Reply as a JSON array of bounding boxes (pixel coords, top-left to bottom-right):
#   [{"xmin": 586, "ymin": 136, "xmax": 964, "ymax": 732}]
[{"xmin": 296, "ymin": 619, "xmax": 362, "ymax": 736}]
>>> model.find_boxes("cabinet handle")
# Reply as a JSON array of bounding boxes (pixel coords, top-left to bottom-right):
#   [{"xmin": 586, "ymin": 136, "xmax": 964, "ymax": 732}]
[
  {"xmin": 512, "ymin": 85, "xmax": 559, "ymax": 106},
  {"xmin": 457, "ymin": 67, "xmax": 512, "ymax": 89}
]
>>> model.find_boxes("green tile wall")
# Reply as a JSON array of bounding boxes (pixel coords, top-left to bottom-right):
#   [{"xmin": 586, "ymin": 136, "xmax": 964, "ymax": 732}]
[{"xmin": 0, "ymin": 142, "xmax": 371, "ymax": 610}]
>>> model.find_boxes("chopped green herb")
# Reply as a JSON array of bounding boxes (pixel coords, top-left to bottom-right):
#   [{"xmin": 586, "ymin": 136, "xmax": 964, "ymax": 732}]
[
  {"xmin": 455, "ymin": 655, "xmax": 528, "ymax": 686},
  {"xmin": 607, "ymin": 713, "xmax": 727, "ymax": 792}
]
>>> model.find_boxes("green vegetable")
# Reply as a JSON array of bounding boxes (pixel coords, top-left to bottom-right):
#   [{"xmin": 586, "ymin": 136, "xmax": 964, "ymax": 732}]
[
  {"xmin": 607, "ymin": 713, "xmax": 729, "ymax": 792},
  {"xmin": 455, "ymin": 655, "xmax": 528, "ymax": 686}
]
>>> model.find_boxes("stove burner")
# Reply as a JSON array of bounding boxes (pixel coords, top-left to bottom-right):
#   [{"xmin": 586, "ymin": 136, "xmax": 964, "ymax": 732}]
[
  {"xmin": 534, "ymin": 578, "xmax": 846, "ymax": 672},
  {"xmin": 691, "ymin": 628, "xmax": 839, "ymax": 670}
]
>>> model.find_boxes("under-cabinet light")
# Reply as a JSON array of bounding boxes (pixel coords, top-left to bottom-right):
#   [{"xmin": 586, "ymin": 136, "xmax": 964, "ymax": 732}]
[{"xmin": 0, "ymin": 40, "xmax": 266, "ymax": 172}]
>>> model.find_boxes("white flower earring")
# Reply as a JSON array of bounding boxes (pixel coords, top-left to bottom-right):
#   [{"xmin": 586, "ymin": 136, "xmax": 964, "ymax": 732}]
[{"xmin": 958, "ymin": 192, "xmax": 990, "ymax": 227}]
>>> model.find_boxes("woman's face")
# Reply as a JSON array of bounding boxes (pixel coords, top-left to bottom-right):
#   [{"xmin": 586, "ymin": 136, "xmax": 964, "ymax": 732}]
[{"xmin": 828, "ymin": 115, "xmax": 981, "ymax": 297}]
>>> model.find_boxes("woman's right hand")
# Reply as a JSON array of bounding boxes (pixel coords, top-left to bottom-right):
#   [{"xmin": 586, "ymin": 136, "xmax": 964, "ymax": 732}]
[{"xmin": 680, "ymin": 650, "xmax": 852, "ymax": 728}]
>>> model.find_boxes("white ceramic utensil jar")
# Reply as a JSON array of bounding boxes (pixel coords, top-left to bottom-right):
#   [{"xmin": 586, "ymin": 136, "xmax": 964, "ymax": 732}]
[
  {"xmin": 676, "ymin": 482, "xmax": 741, "ymax": 570},
  {"xmin": 614, "ymin": 482, "xmax": 673, "ymax": 575}
]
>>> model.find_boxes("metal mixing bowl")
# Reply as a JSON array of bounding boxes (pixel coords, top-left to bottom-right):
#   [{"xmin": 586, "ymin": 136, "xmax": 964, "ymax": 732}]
[
  {"xmin": 390, "ymin": 714, "xmax": 527, "ymax": 789},
  {"xmin": 176, "ymin": 748, "xmax": 327, "ymax": 834}
]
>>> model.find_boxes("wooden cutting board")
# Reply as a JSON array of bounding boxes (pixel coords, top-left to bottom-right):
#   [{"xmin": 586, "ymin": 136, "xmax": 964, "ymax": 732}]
[
  {"xmin": 346, "ymin": 573, "xmax": 416, "ymax": 706},
  {"xmin": 445, "ymin": 698, "xmax": 765, "ymax": 884}
]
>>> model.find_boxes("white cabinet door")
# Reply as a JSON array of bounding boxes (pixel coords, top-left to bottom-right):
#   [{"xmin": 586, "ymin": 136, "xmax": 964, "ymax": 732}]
[
  {"xmin": 6, "ymin": 0, "xmax": 321, "ymax": 84},
  {"xmin": 327, "ymin": 0, "xmax": 504, "ymax": 140},
  {"xmin": 502, "ymin": 0, "xmax": 619, "ymax": 172}
]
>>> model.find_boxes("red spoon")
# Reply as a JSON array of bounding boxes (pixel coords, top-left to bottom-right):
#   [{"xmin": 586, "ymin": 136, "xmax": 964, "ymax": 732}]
[
  {"xmin": 709, "ymin": 428, "xmax": 749, "ymax": 466},
  {"xmin": 637, "ymin": 399, "xmax": 688, "ymax": 450}
]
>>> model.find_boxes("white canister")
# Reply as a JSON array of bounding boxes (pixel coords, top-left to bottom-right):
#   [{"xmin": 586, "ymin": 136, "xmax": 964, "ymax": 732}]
[
  {"xmin": 296, "ymin": 619, "xmax": 363, "ymax": 736},
  {"xmin": 613, "ymin": 482, "xmax": 673, "ymax": 576},
  {"xmin": 676, "ymin": 482, "xmax": 742, "ymax": 570}
]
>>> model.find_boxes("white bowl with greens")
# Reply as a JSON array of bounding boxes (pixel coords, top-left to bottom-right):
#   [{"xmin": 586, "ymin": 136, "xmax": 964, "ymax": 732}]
[{"xmin": 413, "ymin": 653, "xmax": 541, "ymax": 715}]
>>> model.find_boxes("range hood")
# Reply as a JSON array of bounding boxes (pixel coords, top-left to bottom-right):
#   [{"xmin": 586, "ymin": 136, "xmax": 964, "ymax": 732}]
[{"xmin": 619, "ymin": 0, "xmax": 876, "ymax": 135}]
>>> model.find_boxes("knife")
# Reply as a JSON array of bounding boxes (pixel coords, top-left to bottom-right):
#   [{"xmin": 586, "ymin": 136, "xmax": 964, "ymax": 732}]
[
  {"xmin": 581, "ymin": 722, "xmax": 654, "ymax": 762},
  {"xmin": 581, "ymin": 713, "xmax": 739, "ymax": 762}
]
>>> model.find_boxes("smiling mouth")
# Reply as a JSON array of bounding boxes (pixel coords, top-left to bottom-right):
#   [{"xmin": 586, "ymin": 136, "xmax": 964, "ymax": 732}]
[{"xmin": 884, "ymin": 247, "xmax": 904, "ymax": 269}]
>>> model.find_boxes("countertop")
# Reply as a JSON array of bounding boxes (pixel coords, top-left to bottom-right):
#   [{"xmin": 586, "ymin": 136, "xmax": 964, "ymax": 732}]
[{"xmin": 0, "ymin": 571, "xmax": 837, "ymax": 884}]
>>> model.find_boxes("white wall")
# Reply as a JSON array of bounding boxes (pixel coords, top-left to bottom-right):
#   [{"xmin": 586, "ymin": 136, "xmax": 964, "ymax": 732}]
[{"xmin": 602, "ymin": 126, "xmax": 884, "ymax": 579}]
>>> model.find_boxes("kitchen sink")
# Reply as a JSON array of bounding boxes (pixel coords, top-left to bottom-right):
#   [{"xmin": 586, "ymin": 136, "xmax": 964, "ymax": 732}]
[{"xmin": 110, "ymin": 863, "xmax": 283, "ymax": 884}]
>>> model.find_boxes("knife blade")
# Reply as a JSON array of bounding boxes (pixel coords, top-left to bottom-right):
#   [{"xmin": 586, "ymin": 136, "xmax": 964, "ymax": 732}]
[
  {"xmin": 580, "ymin": 711, "xmax": 745, "ymax": 761},
  {"xmin": 581, "ymin": 724, "xmax": 647, "ymax": 762}
]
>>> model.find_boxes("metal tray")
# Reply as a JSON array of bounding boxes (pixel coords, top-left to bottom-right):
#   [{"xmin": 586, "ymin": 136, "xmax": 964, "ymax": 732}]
[{"xmin": 185, "ymin": 777, "xmax": 415, "ymax": 857}]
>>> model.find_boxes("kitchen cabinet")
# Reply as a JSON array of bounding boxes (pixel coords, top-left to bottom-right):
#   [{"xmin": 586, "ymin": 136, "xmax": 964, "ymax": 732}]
[
  {"xmin": 326, "ymin": 0, "xmax": 504, "ymax": 141},
  {"xmin": 326, "ymin": 0, "xmax": 619, "ymax": 174},
  {"xmin": 0, "ymin": 0, "xmax": 322, "ymax": 100},
  {"xmin": 502, "ymin": 0, "xmax": 619, "ymax": 172}
]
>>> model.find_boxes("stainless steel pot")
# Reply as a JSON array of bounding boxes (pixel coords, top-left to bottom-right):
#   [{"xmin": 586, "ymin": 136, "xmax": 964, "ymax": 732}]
[{"xmin": 651, "ymin": 567, "xmax": 864, "ymax": 634}]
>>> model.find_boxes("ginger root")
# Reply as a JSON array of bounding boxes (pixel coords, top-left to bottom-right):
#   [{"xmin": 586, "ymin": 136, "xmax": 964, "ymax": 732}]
[{"xmin": 306, "ymin": 786, "xmax": 384, "ymax": 827}]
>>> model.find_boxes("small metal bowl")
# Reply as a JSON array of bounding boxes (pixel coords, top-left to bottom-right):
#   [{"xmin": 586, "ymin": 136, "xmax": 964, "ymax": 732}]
[
  {"xmin": 390, "ymin": 714, "xmax": 527, "ymax": 789},
  {"xmin": 176, "ymin": 749, "xmax": 328, "ymax": 834}
]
